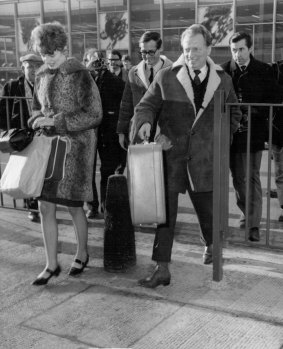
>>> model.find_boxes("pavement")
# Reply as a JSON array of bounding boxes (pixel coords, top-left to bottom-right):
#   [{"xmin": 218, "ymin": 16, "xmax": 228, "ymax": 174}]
[{"xmin": 0, "ymin": 152, "xmax": 283, "ymax": 349}]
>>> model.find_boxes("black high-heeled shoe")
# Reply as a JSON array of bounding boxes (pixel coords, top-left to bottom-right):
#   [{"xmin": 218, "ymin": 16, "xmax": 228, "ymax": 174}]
[
  {"xmin": 68, "ymin": 254, "xmax": 89, "ymax": 277},
  {"xmin": 32, "ymin": 265, "xmax": 61, "ymax": 286}
]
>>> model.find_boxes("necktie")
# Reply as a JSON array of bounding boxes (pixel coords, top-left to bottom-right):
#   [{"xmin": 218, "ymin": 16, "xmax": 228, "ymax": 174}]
[
  {"xmin": 149, "ymin": 67, "xmax": 154, "ymax": 84},
  {"xmin": 193, "ymin": 70, "xmax": 201, "ymax": 85},
  {"xmin": 241, "ymin": 65, "xmax": 246, "ymax": 72}
]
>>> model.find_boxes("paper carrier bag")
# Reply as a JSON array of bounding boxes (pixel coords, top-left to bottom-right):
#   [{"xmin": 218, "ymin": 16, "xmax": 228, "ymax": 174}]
[{"xmin": 0, "ymin": 135, "xmax": 53, "ymax": 199}]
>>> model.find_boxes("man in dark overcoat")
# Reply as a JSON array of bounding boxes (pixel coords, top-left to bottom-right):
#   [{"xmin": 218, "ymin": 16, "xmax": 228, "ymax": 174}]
[
  {"xmin": 85, "ymin": 49, "xmax": 126, "ymax": 215},
  {"xmin": 0, "ymin": 53, "xmax": 43, "ymax": 222},
  {"xmin": 130, "ymin": 24, "xmax": 242, "ymax": 288},
  {"xmin": 222, "ymin": 31, "xmax": 281, "ymax": 242}
]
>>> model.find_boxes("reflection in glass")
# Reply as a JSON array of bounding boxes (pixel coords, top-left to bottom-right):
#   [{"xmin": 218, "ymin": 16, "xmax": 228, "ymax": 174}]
[
  {"xmin": 163, "ymin": 28, "xmax": 183, "ymax": 63},
  {"xmin": 236, "ymin": 0, "xmax": 273, "ymax": 24},
  {"xmin": 44, "ymin": 0, "xmax": 68, "ymax": 27},
  {"xmin": 70, "ymin": 0, "xmax": 97, "ymax": 33},
  {"xmin": 164, "ymin": 0, "xmax": 195, "ymax": 28},
  {"xmin": 236, "ymin": 24, "xmax": 272, "ymax": 63},
  {"xmin": 17, "ymin": 2, "xmax": 40, "ymax": 17},
  {"xmin": 99, "ymin": 0, "xmax": 127, "ymax": 12},
  {"xmin": 71, "ymin": 33, "xmax": 97, "ymax": 61},
  {"xmin": 275, "ymin": 23, "xmax": 283, "ymax": 61},
  {"xmin": 130, "ymin": 0, "xmax": 160, "ymax": 30}
]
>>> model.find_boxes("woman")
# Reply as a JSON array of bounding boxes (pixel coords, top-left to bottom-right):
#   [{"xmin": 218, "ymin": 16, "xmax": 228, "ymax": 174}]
[{"xmin": 28, "ymin": 22, "xmax": 102, "ymax": 285}]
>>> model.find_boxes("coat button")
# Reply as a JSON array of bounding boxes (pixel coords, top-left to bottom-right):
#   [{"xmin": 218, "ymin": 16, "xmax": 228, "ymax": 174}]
[
  {"xmin": 191, "ymin": 130, "xmax": 195, "ymax": 135},
  {"xmin": 188, "ymin": 156, "xmax": 192, "ymax": 161}
]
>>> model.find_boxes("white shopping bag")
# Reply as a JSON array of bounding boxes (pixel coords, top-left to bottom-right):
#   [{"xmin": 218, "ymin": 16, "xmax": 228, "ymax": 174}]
[{"xmin": 0, "ymin": 135, "xmax": 53, "ymax": 199}]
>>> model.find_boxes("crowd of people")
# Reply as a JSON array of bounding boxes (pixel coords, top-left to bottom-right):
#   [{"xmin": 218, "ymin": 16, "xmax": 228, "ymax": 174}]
[{"xmin": 0, "ymin": 21, "xmax": 282, "ymax": 288}]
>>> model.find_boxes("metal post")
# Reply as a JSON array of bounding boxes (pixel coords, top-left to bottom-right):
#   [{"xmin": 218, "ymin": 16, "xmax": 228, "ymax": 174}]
[
  {"xmin": 66, "ymin": 0, "xmax": 72, "ymax": 57},
  {"xmin": 213, "ymin": 90, "xmax": 226, "ymax": 282},
  {"xmin": 244, "ymin": 105, "xmax": 251, "ymax": 241}
]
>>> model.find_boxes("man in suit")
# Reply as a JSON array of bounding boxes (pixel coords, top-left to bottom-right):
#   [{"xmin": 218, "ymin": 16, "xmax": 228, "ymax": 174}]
[
  {"xmin": 117, "ymin": 31, "xmax": 172, "ymax": 150},
  {"xmin": 107, "ymin": 49, "xmax": 127, "ymax": 82},
  {"xmin": 0, "ymin": 53, "xmax": 43, "ymax": 222},
  {"xmin": 130, "ymin": 24, "xmax": 242, "ymax": 288},
  {"xmin": 84, "ymin": 49, "xmax": 126, "ymax": 215},
  {"xmin": 221, "ymin": 32, "xmax": 281, "ymax": 242}
]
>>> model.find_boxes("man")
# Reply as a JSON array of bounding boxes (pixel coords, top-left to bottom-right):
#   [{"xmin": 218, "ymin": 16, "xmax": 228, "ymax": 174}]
[
  {"xmin": 117, "ymin": 31, "xmax": 172, "ymax": 150},
  {"xmin": 121, "ymin": 54, "xmax": 132, "ymax": 73},
  {"xmin": 130, "ymin": 24, "xmax": 241, "ymax": 288},
  {"xmin": 84, "ymin": 48, "xmax": 126, "ymax": 215},
  {"xmin": 0, "ymin": 53, "xmax": 43, "ymax": 222},
  {"xmin": 107, "ymin": 49, "xmax": 127, "ymax": 82},
  {"xmin": 222, "ymin": 32, "xmax": 281, "ymax": 242}
]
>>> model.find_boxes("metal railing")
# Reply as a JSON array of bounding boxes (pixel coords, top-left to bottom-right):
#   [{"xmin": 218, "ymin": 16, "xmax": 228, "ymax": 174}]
[{"xmin": 213, "ymin": 90, "xmax": 283, "ymax": 281}]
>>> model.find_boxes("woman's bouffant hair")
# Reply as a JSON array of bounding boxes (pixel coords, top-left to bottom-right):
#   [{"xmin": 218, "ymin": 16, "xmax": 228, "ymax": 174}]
[{"xmin": 31, "ymin": 22, "xmax": 67, "ymax": 55}]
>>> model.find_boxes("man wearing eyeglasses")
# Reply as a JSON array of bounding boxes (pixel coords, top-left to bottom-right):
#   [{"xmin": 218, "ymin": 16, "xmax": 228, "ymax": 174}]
[
  {"xmin": 117, "ymin": 31, "xmax": 172, "ymax": 150},
  {"xmin": 130, "ymin": 24, "xmax": 242, "ymax": 288},
  {"xmin": 107, "ymin": 49, "xmax": 127, "ymax": 82}
]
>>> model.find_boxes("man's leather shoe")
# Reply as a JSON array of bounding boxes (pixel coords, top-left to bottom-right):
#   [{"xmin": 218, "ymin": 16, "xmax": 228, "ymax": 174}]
[
  {"xmin": 248, "ymin": 227, "xmax": 260, "ymax": 242},
  {"xmin": 203, "ymin": 245, "xmax": 213, "ymax": 264},
  {"xmin": 138, "ymin": 264, "xmax": 171, "ymax": 288}
]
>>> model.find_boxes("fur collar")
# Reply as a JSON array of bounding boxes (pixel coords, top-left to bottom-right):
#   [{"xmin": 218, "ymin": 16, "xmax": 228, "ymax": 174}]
[
  {"xmin": 36, "ymin": 57, "xmax": 86, "ymax": 76},
  {"xmin": 172, "ymin": 54, "xmax": 223, "ymax": 124}
]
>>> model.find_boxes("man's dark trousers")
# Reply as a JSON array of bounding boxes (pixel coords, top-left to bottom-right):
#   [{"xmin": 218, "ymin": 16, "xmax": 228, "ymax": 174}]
[{"xmin": 152, "ymin": 180, "xmax": 213, "ymax": 263}]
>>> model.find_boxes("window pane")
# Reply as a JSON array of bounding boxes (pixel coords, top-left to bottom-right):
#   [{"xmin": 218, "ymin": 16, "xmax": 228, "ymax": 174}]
[
  {"xmin": 44, "ymin": 0, "xmax": 68, "ymax": 26},
  {"xmin": 198, "ymin": 3, "xmax": 234, "ymax": 46},
  {"xmin": 236, "ymin": 24, "xmax": 273, "ymax": 63},
  {"xmin": 99, "ymin": 0, "xmax": 127, "ymax": 11},
  {"xmin": 163, "ymin": 28, "xmax": 183, "ymax": 62},
  {"xmin": 236, "ymin": 0, "xmax": 273, "ymax": 24},
  {"xmin": 0, "ymin": 4, "xmax": 15, "ymax": 36},
  {"xmin": 71, "ymin": 33, "xmax": 97, "ymax": 61},
  {"xmin": 0, "ymin": 37, "xmax": 17, "ymax": 67},
  {"xmin": 130, "ymin": 0, "xmax": 160, "ymax": 30},
  {"xmin": 210, "ymin": 46, "xmax": 231, "ymax": 64},
  {"xmin": 70, "ymin": 0, "xmax": 97, "ymax": 32},
  {"xmin": 130, "ymin": 30, "xmax": 145, "ymax": 65},
  {"xmin": 276, "ymin": 0, "xmax": 283, "ymax": 21},
  {"xmin": 17, "ymin": 1, "xmax": 40, "ymax": 17},
  {"xmin": 18, "ymin": 17, "xmax": 41, "ymax": 54},
  {"xmin": 275, "ymin": 23, "xmax": 283, "ymax": 61},
  {"xmin": 164, "ymin": 1, "xmax": 195, "ymax": 28}
]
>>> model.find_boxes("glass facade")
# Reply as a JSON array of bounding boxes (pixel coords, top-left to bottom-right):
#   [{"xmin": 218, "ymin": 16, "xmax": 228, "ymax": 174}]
[{"xmin": 0, "ymin": 0, "xmax": 283, "ymax": 83}]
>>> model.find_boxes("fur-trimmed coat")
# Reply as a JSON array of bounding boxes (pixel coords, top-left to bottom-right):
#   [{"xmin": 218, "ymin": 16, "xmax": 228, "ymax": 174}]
[
  {"xmin": 28, "ymin": 58, "xmax": 102, "ymax": 202},
  {"xmin": 130, "ymin": 55, "xmax": 242, "ymax": 193}
]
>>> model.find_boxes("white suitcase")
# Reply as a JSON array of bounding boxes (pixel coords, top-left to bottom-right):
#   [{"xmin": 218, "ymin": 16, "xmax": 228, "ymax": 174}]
[{"xmin": 127, "ymin": 143, "xmax": 166, "ymax": 225}]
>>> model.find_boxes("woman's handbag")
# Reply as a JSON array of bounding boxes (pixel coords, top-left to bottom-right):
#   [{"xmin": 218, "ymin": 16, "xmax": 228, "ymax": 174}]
[
  {"xmin": 0, "ymin": 128, "xmax": 34, "ymax": 153},
  {"xmin": 0, "ymin": 135, "xmax": 53, "ymax": 199}
]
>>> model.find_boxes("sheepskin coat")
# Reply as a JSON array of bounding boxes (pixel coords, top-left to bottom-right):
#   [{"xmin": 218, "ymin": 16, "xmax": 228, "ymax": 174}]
[
  {"xmin": 28, "ymin": 57, "xmax": 102, "ymax": 202},
  {"xmin": 130, "ymin": 55, "xmax": 242, "ymax": 193}
]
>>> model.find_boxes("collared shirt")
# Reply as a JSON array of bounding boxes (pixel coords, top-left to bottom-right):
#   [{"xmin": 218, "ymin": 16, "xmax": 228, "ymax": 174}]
[
  {"xmin": 237, "ymin": 59, "xmax": 250, "ymax": 71},
  {"xmin": 114, "ymin": 68, "xmax": 121, "ymax": 76},
  {"xmin": 187, "ymin": 64, "xmax": 208, "ymax": 83},
  {"xmin": 146, "ymin": 58, "xmax": 163, "ymax": 81}
]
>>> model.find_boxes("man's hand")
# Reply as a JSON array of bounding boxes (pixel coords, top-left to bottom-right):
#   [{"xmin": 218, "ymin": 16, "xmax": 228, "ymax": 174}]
[
  {"xmin": 118, "ymin": 133, "xmax": 128, "ymax": 150},
  {"xmin": 138, "ymin": 123, "xmax": 151, "ymax": 141}
]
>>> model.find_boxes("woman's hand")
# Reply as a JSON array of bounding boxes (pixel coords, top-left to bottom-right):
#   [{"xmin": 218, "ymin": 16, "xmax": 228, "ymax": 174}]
[{"xmin": 32, "ymin": 117, "xmax": 55, "ymax": 129}]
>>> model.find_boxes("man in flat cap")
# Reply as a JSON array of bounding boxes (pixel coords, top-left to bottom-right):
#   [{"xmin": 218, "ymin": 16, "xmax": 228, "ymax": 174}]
[{"xmin": 0, "ymin": 53, "xmax": 43, "ymax": 222}]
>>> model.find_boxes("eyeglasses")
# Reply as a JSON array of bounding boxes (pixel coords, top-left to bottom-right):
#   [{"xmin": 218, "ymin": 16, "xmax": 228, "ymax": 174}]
[{"xmin": 139, "ymin": 49, "xmax": 158, "ymax": 57}]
